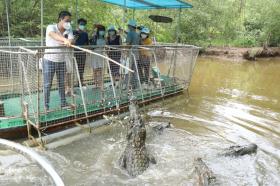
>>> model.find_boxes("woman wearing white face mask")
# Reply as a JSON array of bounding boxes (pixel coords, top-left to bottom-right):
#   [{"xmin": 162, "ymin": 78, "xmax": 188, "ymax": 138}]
[
  {"xmin": 139, "ymin": 27, "xmax": 153, "ymax": 88},
  {"xmin": 106, "ymin": 25, "xmax": 122, "ymax": 86},
  {"xmin": 90, "ymin": 25, "xmax": 106, "ymax": 92}
]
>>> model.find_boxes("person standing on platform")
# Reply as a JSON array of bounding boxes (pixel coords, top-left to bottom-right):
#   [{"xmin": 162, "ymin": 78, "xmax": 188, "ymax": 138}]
[
  {"xmin": 43, "ymin": 10, "xmax": 74, "ymax": 111},
  {"xmin": 90, "ymin": 24, "xmax": 106, "ymax": 92},
  {"xmin": 139, "ymin": 27, "xmax": 153, "ymax": 89},
  {"xmin": 107, "ymin": 25, "xmax": 122, "ymax": 87},
  {"xmin": 73, "ymin": 18, "xmax": 89, "ymax": 86},
  {"xmin": 125, "ymin": 20, "xmax": 140, "ymax": 89}
]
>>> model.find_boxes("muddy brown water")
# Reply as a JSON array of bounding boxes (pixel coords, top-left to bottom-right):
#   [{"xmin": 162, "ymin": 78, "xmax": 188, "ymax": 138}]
[{"xmin": 0, "ymin": 57, "xmax": 280, "ymax": 185}]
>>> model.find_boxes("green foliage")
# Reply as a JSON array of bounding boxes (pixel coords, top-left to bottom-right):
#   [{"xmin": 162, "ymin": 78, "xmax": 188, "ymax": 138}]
[
  {"xmin": 179, "ymin": 0, "xmax": 279, "ymax": 47},
  {"xmin": 0, "ymin": 0, "xmax": 279, "ymax": 47}
]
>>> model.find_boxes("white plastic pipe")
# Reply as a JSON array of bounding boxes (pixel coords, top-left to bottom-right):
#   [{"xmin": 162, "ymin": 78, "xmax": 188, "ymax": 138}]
[
  {"xmin": 0, "ymin": 138, "xmax": 64, "ymax": 186},
  {"xmin": 45, "ymin": 133, "xmax": 89, "ymax": 149},
  {"xmin": 24, "ymin": 112, "xmax": 128, "ymax": 147}
]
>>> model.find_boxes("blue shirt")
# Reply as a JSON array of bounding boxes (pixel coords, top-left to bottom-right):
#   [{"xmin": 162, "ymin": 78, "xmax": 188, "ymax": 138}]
[
  {"xmin": 74, "ymin": 30, "xmax": 89, "ymax": 46},
  {"xmin": 126, "ymin": 30, "xmax": 140, "ymax": 45}
]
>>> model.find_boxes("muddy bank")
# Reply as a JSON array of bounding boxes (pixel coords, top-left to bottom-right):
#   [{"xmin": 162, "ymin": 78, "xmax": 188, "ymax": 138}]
[{"xmin": 200, "ymin": 47, "xmax": 280, "ymax": 61}]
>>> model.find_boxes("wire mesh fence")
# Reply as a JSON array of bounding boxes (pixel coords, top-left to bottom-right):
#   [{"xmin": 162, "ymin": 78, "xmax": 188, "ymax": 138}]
[
  {"xmin": 0, "ymin": 44, "xmax": 199, "ymax": 137},
  {"xmin": 0, "ymin": 38, "xmax": 42, "ymax": 47}
]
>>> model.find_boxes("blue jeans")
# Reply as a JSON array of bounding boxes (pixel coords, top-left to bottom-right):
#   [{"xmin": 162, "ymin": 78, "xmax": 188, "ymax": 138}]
[{"xmin": 43, "ymin": 59, "xmax": 66, "ymax": 110}]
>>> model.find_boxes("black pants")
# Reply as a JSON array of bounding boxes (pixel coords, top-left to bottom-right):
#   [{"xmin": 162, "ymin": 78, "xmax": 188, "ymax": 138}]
[{"xmin": 74, "ymin": 52, "xmax": 86, "ymax": 84}]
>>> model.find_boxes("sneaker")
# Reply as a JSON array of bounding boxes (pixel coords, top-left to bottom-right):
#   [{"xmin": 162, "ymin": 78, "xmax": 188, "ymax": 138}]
[
  {"xmin": 81, "ymin": 86, "xmax": 87, "ymax": 92},
  {"xmin": 66, "ymin": 89, "xmax": 76, "ymax": 97},
  {"xmin": 115, "ymin": 81, "xmax": 121, "ymax": 89},
  {"xmin": 148, "ymin": 83, "xmax": 155, "ymax": 89},
  {"xmin": 122, "ymin": 84, "xmax": 127, "ymax": 90},
  {"xmin": 65, "ymin": 89, "xmax": 71, "ymax": 97},
  {"xmin": 61, "ymin": 102, "xmax": 72, "ymax": 110},
  {"xmin": 142, "ymin": 83, "xmax": 148, "ymax": 90},
  {"xmin": 44, "ymin": 106, "xmax": 49, "ymax": 113},
  {"xmin": 74, "ymin": 83, "xmax": 86, "ymax": 87}
]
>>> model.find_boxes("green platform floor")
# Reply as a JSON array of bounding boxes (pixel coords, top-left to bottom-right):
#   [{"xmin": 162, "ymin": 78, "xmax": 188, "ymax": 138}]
[{"xmin": 0, "ymin": 76, "xmax": 183, "ymax": 129}]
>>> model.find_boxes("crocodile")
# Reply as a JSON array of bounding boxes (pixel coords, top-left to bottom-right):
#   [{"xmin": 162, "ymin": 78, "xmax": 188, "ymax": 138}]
[
  {"xmin": 221, "ymin": 143, "xmax": 258, "ymax": 157},
  {"xmin": 193, "ymin": 157, "xmax": 216, "ymax": 186},
  {"xmin": 151, "ymin": 122, "xmax": 171, "ymax": 132},
  {"xmin": 119, "ymin": 96, "xmax": 156, "ymax": 177}
]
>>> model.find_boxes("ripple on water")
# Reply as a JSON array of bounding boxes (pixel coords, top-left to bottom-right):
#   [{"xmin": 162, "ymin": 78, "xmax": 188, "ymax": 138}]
[
  {"xmin": 1, "ymin": 114, "xmax": 279, "ymax": 185},
  {"xmin": 0, "ymin": 151, "xmax": 53, "ymax": 186}
]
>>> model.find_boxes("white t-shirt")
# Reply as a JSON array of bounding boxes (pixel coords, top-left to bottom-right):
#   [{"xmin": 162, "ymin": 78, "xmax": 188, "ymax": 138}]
[{"xmin": 44, "ymin": 24, "xmax": 74, "ymax": 62}]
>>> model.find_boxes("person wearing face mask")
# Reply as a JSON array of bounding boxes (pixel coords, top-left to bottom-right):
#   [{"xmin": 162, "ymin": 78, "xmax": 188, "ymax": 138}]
[
  {"xmin": 139, "ymin": 27, "xmax": 153, "ymax": 88},
  {"xmin": 73, "ymin": 18, "xmax": 89, "ymax": 86},
  {"xmin": 43, "ymin": 10, "xmax": 74, "ymax": 111},
  {"xmin": 126, "ymin": 20, "xmax": 140, "ymax": 46},
  {"xmin": 90, "ymin": 25, "xmax": 106, "ymax": 92},
  {"xmin": 64, "ymin": 30, "xmax": 75, "ymax": 97},
  {"xmin": 126, "ymin": 19, "xmax": 140, "ymax": 89},
  {"xmin": 106, "ymin": 25, "xmax": 122, "ymax": 86}
]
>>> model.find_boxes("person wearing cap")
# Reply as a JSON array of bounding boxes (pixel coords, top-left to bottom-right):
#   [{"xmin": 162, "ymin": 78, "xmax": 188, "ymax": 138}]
[
  {"xmin": 126, "ymin": 19, "xmax": 140, "ymax": 89},
  {"xmin": 126, "ymin": 19, "xmax": 140, "ymax": 46},
  {"xmin": 90, "ymin": 24, "xmax": 106, "ymax": 91},
  {"xmin": 73, "ymin": 18, "xmax": 89, "ymax": 86},
  {"xmin": 106, "ymin": 25, "xmax": 122, "ymax": 86},
  {"xmin": 139, "ymin": 27, "xmax": 153, "ymax": 88}
]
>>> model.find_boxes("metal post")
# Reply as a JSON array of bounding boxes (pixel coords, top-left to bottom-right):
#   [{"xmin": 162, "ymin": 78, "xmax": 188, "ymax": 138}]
[
  {"xmin": 39, "ymin": 0, "xmax": 43, "ymax": 130},
  {"xmin": 152, "ymin": 50, "xmax": 164, "ymax": 97},
  {"xmin": 5, "ymin": 0, "xmax": 14, "ymax": 91},
  {"xmin": 73, "ymin": 56, "xmax": 90, "ymax": 128},
  {"xmin": 123, "ymin": 0, "xmax": 127, "ymax": 28},
  {"xmin": 5, "ymin": 0, "xmax": 11, "ymax": 46},
  {"xmin": 36, "ymin": 55, "xmax": 40, "ymax": 130},
  {"xmin": 41, "ymin": 0, "xmax": 44, "ymax": 46},
  {"xmin": 107, "ymin": 60, "xmax": 119, "ymax": 109},
  {"xmin": 131, "ymin": 52, "xmax": 144, "ymax": 102},
  {"xmin": 76, "ymin": 0, "xmax": 79, "ymax": 24},
  {"xmin": 176, "ymin": 8, "xmax": 182, "ymax": 44},
  {"xmin": 0, "ymin": 101, "xmax": 5, "ymax": 117},
  {"xmin": 133, "ymin": 9, "xmax": 135, "ymax": 19},
  {"xmin": 174, "ymin": 8, "xmax": 182, "ymax": 81}
]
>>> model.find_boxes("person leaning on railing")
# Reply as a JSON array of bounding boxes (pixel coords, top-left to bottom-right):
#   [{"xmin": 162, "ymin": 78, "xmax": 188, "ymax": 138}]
[
  {"xmin": 125, "ymin": 19, "xmax": 140, "ymax": 89},
  {"xmin": 73, "ymin": 18, "xmax": 89, "ymax": 86},
  {"xmin": 43, "ymin": 10, "xmax": 74, "ymax": 111},
  {"xmin": 139, "ymin": 27, "xmax": 153, "ymax": 89},
  {"xmin": 89, "ymin": 24, "xmax": 106, "ymax": 92},
  {"xmin": 106, "ymin": 25, "xmax": 122, "ymax": 87}
]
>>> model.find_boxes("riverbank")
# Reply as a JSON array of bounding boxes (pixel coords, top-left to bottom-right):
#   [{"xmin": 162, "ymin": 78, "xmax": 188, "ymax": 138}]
[{"xmin": 200, "ymin": 47, "xmax": 280, "ymax": 61}]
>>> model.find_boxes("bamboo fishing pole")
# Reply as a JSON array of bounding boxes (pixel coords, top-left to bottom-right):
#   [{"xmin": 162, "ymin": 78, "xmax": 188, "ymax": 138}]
[{"xmin": 70, "ymin": 45, "xmax": 134, "ymax": 73}]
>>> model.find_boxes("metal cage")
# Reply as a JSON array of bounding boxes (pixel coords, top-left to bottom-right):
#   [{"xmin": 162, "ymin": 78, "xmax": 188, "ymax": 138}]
[{"xmin": 0, "ymin": 44, "xmax": 199, "ymax": 141}]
